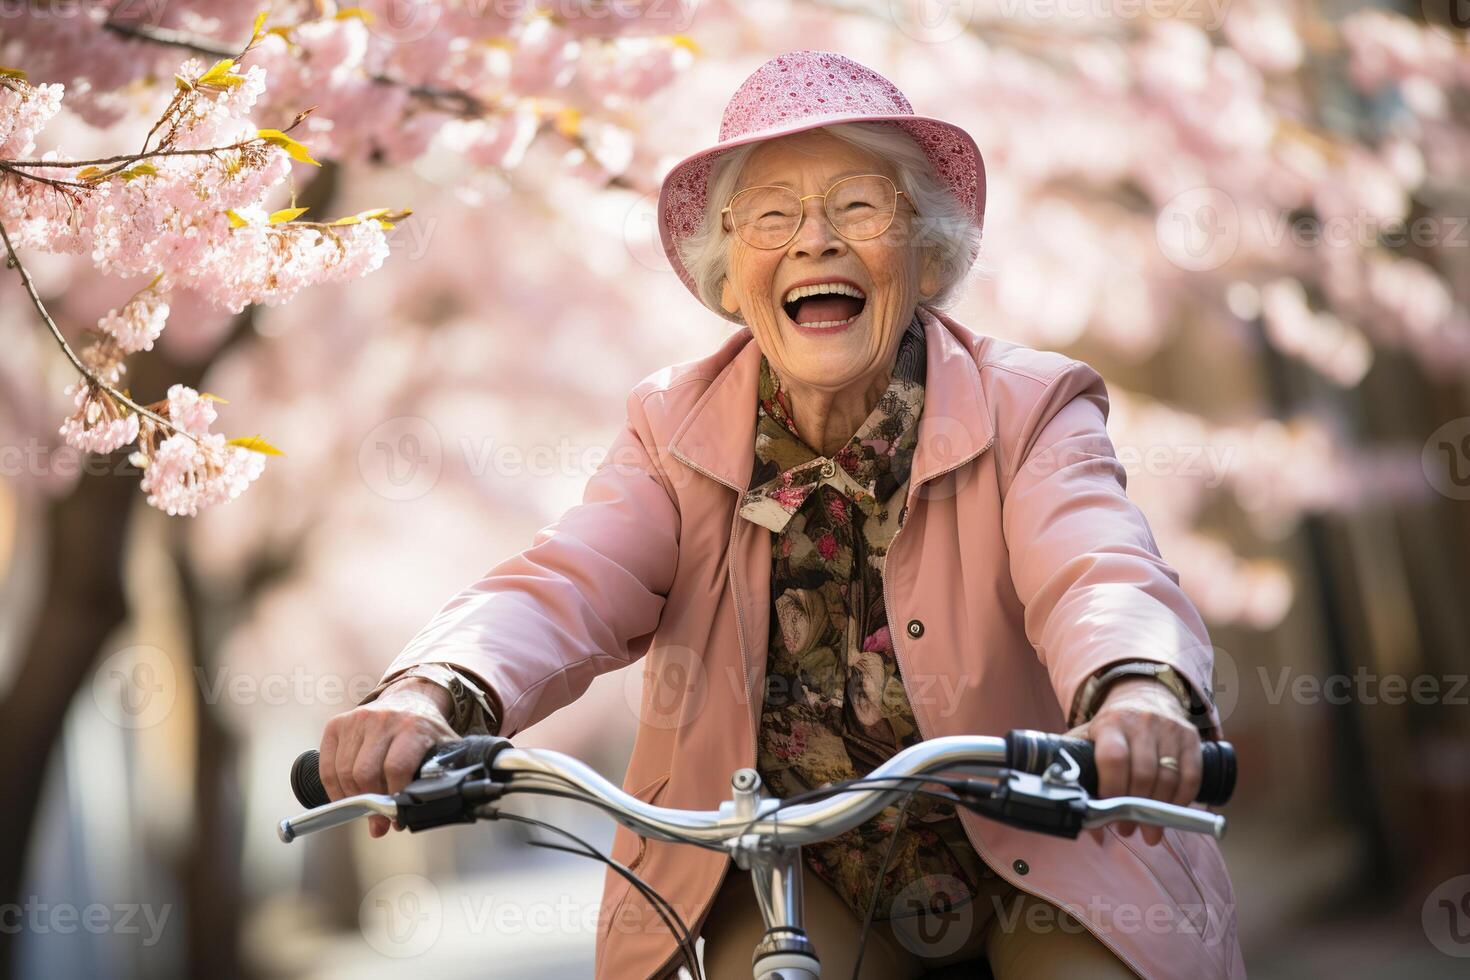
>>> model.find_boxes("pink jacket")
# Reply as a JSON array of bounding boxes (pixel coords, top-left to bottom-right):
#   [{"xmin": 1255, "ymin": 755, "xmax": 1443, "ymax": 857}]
[{"xmin": 380, "ymin": 304, "xmax": 1245, "ymax": 979}]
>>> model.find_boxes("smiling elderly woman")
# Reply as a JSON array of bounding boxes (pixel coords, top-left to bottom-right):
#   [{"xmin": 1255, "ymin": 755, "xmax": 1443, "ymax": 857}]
[{"xmin": 320, "ymin": 52, "xmax": 1243, "ymax": 980}]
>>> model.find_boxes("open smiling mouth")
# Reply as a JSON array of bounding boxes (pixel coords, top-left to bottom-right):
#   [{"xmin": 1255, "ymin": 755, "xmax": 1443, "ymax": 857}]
[{"xmin": 781, "ymin": 281, "xmax": 867, "ymax": 329}]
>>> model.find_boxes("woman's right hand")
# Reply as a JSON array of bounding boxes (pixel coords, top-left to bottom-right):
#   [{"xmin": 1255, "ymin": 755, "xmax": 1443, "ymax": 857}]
[{"xmin": 318, "ymin": 677, "xmax": 459, "ymax": 838}]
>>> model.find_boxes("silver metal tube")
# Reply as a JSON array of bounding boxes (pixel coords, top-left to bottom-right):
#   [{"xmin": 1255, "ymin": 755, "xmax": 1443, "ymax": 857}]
[
  {"xmin": 278, "ymin": 793, "xmax": 399, "ymax": 843},
  {"xmin": 1083, "ymin": 798, "xmax": 1227, "ymax": 840},
  {"xmin": 487, "ymin": 734, "xmax": 1010, "ymax": 846}
]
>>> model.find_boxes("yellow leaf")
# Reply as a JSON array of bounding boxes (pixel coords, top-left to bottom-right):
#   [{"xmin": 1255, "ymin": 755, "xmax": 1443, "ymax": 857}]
[
  {"xmin": 668, "ymin": 35, "xmax": 700, "ymax": 54},
  {"xmin": 328, "ymin": 215, "xmax": 362, "ymax": 226},
  {"xmin": 0, "ymin": 67, "xmax": 27, "ymax": 81},
  {"xmin": 75, "ymin": 166, "xmax": 106, "ymax": 181},
  {"xmin": 554, "ymin": 106, "xmax": 581, "ymax": 138},
  {"xmin": 119, "ymin": 162, "xmax": 158, "ymax": 182},
  {"xmin": 147, "ymin": 271, "xmax": 165, "ymax": 290},
  {"xmin": 250, "ymin": 10, "xmax": 269, "ymax": 41},
  {"xmin": 196, "ymin": 58, "xmax": 242, "ymax": 90},
  {"xmin": 268, "ymin": 206, "xmax": 309, "ymax": 224},
  {"xmin": 266, "ymin": 26, "xmax": 293, "ymax": 40},
  {"xmin": 256, "ymin": 128, "xmax": 321, "ymax": 167},
  {"xmin": 225, "ymin": 209, "xmax": 249, "ymax": 228},
  {"xmin": 174, "ymin": 74, "xmax": 195, "ymax": 92},
  {"xmin": 335, "ymin": 6, "xmax": 376, "ymax": 23},
  {"xmin": 374, "ymin": 220, "xmax": 395, "ymax": 231},
  {"xmin": 227, "ymin": 435, "xmax": 284, "ymax": 456},
  {"xmin": 200, "ymin": 392, "xmax": 230, "ymax": 404}
]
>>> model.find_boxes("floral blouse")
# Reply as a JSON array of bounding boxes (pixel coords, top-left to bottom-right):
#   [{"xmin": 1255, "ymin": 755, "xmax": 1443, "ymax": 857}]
[{"xmin": 738, "ymin": 314, "xmax": 996, "ymax": 925}]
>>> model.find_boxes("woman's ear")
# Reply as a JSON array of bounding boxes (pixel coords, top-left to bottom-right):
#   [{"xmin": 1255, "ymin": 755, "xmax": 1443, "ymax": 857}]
[
  {"xmin": 917, "ymin": 247, "xmax": 943, "ymax": 302},
  {"xmin": 719, "ymin": 276, "xmax": 741, "ymax": 317}
]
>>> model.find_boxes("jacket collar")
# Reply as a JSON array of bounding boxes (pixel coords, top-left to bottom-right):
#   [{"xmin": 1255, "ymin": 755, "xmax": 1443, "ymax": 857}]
[{"xmin": 668, "ymin": 304, "xmax": 995, "ymax": 494}]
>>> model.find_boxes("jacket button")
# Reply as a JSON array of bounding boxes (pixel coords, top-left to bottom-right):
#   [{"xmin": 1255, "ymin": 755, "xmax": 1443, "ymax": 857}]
[
  {"xmin": 1013, "ymin": 859, "xmax": 1029, "ymax": 876},
  {"xmin": 906, "ymin": 619, "xmax": 924, "ymax": 638}
]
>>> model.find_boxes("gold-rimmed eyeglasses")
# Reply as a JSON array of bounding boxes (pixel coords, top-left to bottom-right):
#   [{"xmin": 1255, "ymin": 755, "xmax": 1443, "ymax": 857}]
[{"xmin": 720, "ymin": 173, "xmax": 917, "ymax": 250}]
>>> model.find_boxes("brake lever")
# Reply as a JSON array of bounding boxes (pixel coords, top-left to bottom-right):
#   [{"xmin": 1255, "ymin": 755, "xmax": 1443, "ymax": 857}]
[
  {"xmin": 957, "ymin": 766, "xmax": 1091, "ymax": 839},
  {"xmin": 1082, "ymin": 798, "xmax": 1227, "ymax": 840},
  {"xmin": 958, "ymin": 749, "xmax": 1227, "ymax": 841}
]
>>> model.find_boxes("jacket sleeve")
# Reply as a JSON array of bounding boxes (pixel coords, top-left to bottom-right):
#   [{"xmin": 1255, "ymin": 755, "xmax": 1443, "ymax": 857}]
[
  {"xmin": 998, "ymin": 360, "xmax": 1223, "ymax": 739},
  {"xmin": 370, "ymin": 388, "xmax": 681, "ymax": 738}
]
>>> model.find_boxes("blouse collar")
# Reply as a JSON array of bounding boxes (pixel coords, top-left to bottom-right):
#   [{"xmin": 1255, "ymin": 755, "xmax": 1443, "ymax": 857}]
[{"xmin": 738, "ymin": 313, "xmax": 926, "ymax": 534}]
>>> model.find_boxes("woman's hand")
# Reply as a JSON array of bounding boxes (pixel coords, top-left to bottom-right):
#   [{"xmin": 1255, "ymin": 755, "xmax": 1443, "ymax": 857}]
[
  {"xmin": 318, "ymin": 678, "xmax": 459, "ymax": 838},
  {"xmin": 1066, "ymin": 676, "xmax": 1202, "ymax": 846}
]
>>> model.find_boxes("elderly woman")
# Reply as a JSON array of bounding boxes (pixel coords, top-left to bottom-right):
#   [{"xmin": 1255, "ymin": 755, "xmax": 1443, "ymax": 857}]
[{"xmin": 320, "ymin": 51, "xmax": 1243, "ymax": 980}]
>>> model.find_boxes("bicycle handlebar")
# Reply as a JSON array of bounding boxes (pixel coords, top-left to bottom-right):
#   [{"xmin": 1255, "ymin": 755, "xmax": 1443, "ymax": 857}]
[
  {"xmin": 1004, "ymin": 729, "xmax": 1236, "ymax": 806},
  {"xmin": 281, "ymin": 731, "xmax": 1234, "ymax": 845}
]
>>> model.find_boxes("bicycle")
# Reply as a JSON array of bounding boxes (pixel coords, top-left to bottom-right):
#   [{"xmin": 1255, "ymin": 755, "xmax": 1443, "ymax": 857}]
[{"xmin": 280, "ymin": 729, "xmax": 1237, "ymax": 980}]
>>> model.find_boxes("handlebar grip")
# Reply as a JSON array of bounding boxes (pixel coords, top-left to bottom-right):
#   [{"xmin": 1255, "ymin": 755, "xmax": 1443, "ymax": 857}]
[
  {"xmin": 289, "ymin": 735, "xmax": 516, "ymax": 810},
  {"xmin": 291, "ymin": 750, "xmax": 331, "ymax": 809},
  {"xmin": 1004, "ymin": 730, "xmax": 1236, "ymax": 806}
]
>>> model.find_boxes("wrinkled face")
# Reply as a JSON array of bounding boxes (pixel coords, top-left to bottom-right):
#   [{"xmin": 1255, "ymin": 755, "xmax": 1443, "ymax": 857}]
[{"xmin": 719, "ymin": 131, "xmax": 940, "ymax": 394}]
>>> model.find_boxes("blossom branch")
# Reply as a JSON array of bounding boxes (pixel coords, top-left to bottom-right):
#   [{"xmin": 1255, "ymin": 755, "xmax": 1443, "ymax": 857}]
[{"xmin": 0, "ymin": 216, "xmax": 189, "ymax": 442}]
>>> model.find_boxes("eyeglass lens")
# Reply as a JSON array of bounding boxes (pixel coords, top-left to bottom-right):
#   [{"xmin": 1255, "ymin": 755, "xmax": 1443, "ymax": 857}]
[{"xmin": 729, "ymin": 175, "xmax": 898, "ymax": 248}]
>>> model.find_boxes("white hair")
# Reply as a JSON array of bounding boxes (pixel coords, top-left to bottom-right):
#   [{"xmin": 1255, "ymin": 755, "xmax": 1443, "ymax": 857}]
[{"xmin": 675, "ymin": 121, "xmax": 989, "ymax": 325}]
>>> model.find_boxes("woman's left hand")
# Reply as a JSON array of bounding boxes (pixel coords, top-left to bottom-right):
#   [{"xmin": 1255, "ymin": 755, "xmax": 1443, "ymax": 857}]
[{"xmin": 1066, "ymin": 676, "xmax": 1202, "ymax": 846}]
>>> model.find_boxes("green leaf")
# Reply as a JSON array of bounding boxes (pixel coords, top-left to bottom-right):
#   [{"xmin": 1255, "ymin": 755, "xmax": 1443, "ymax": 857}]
[
  {"xmin": 227, "ymin": 435, "xmax": 284, "ymax": 456},
  {"xmin": 256, "ymin": 128, "xmax": 320, "ymax": 167}
]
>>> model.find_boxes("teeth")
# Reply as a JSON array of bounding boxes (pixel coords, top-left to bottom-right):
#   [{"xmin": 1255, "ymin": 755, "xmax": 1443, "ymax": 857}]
[{"xmin": 782, "ymin": 281, "xmax": 866, "ymax": 305}]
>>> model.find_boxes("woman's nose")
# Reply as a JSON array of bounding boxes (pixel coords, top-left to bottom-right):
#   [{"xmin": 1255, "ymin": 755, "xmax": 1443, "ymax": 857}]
[{"xmin": 786, "ymin": 197, "xmax": 847, "ymax": 259}]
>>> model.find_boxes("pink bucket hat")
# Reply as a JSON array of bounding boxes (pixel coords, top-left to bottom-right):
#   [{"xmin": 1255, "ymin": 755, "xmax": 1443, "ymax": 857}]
[{"xmin": 657, "ymin": 50, "xmax": 986, "ymax": 323}]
